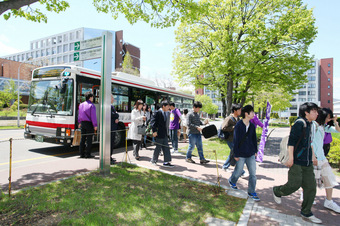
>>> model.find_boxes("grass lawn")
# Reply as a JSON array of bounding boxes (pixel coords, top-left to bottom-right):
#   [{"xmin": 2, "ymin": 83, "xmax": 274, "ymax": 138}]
[
  {"xmin": 332, "ymin": 133, "xmax": 340, "ymax": 140},
  {"xmin": 0, "ymin": 109, "xmax": 27, "ymax": 117},
  {"xmin": 0, "ymin": 126, "xmax": 24, "ymax": 130},
  {"xmin": 0, "ymin": 164, "xmax": 246, "ymax": 225}
]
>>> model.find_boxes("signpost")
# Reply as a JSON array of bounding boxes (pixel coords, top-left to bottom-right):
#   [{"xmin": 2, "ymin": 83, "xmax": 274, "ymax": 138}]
[{"xmin": 74, "ymin": 34, "xmax": 112, "ymax": 175}]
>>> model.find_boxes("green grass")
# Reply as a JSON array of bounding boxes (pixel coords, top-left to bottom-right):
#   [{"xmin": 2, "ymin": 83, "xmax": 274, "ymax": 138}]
[
  {"xmin": 0, "ymin": 126, "xmax": 24, "ymax": 130},
  {"xmin": 332, "ymin": 133, "xmax": 340, "ymax": 140},
  {"xmin": 0, "ymin": 164, "xmax": 246, "ymax": 225},
  {"xmin": 0, "ymin": 109, "xmax": 27, "ymax": 117}
]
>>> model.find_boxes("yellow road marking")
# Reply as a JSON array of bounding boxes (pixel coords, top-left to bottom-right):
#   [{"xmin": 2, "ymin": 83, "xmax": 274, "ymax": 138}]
[{"xmin": 0, "ymin": 151, "xmax": 78, "ymax": 166}]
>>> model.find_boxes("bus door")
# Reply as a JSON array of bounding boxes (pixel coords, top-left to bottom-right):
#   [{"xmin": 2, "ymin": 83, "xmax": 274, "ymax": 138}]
[{"xmin": 76, "ymin": 75, "xmax": 100, "ymax": 143}]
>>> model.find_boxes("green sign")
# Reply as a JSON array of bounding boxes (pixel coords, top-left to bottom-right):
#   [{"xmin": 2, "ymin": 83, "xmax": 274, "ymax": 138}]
[{"xmin": 73, "ymin": 48, "xmax": 102, "ymax": 61}]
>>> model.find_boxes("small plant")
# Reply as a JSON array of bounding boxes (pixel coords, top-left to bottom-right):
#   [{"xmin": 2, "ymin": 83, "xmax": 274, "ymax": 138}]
[{"xmin": 329, "ymin": 137, "xmax": 340, "ymax": 171}]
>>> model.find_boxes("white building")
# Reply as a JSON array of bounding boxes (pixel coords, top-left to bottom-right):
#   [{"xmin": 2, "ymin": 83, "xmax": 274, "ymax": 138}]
[{"xmin": 204, "ymin": 87, "xmax": 223, "ymax": 116}]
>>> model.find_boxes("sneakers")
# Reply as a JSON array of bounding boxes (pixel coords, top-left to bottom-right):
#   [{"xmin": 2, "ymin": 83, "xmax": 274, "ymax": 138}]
[
  {"xmin": 222, "ymin": 168, "xmax": 232, "ymax": 172},
  {"xmin": 272, "ymin": 188, "xmax": 281, "ymax": 204},
  {"xmin": 248, "ymin": 192, "xmax": 260, "ymax": 202},
  {"xmin": 200, "ymin": 159, "xmax": 210, "ymax": 164},
  {"xmin": 228, "ymin": 179, "xmax": 238, "ymax": 190},
  {"xmin": 300, "ymin": 213, "xmax": 322, "ymax": 224},
  {"xmin": 186, "ymin": 158, "xmax": 196, "ymax": 163},
  {"xmin": 324, "ymin": 199, "xmax": 340, "ymax": 213},
  {"xmin": 163, "ymin": 162, "xmax": 175, "ymax": 168},
  {"xmin": 150, "ymin": 161, "xmax": 157, "ymax": 165}
]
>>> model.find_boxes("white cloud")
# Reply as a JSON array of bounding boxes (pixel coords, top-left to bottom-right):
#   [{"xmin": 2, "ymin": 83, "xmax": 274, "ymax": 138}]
[{"xmin": 155, "ymin": 42, "xmax": 165, "ymax": 47}]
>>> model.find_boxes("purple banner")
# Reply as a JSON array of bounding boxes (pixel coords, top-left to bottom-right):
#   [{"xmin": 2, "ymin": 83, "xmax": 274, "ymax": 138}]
[{"xmin": 256, "ymin": 101, "xmax": 271, "ymax": 162}]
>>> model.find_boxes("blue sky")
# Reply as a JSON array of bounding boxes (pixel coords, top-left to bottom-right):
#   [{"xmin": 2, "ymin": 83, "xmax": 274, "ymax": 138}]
[{"xmin": 0, "ymin": 0, "xmax": 339, "ymax": 98}]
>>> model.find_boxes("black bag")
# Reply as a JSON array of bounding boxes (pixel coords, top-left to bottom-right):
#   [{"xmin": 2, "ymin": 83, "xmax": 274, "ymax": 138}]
[
  {"xmin": 229, "ymin": 150, "xmax": 236, "ymax": 166},
  {"xmin": 202, "ymin": 124, "xmax": 217, "ymax": 139},
  {"xmin": 137, "ymin": 124, "xmax": 147, "ymax": 135}
]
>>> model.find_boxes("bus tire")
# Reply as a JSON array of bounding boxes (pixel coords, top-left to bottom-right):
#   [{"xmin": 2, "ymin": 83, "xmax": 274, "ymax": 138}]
[{"xmin": 114, "ymin": 123, "xmax": 126, "ymax": 148}]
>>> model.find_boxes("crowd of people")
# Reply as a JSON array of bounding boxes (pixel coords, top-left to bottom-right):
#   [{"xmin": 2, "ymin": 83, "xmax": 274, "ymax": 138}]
[{"xmin": 77, "ymin": 93, "xmax": 339, "ymax": 224}]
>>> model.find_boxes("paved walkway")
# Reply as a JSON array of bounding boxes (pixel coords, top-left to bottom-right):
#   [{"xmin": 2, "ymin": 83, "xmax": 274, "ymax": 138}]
[{"xmin": 111, "ymin": 127, "xmax": 339, "ymax": 226}]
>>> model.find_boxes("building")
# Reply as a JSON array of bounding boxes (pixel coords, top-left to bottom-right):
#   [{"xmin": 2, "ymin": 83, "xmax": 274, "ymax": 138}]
[
  {"xmin": 333, "ymin": 99, "xmax": 340, "ymax": 115},
  {"xmin": 1, "ymin": 28, "xmax": 140, "ymax": 72},
  {"xmin": 204, "ymin": 87, "xmax": 223, "ymax": 116},
  {"xmin": 0, "ymin": 59, "xmax": 37, "ymax": 104}
]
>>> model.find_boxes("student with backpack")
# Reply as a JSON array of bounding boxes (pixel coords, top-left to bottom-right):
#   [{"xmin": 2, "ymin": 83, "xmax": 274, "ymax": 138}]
[
  {"xmin": 311, "ymin": 108, "xmax": 340, "ymax": 213},
  {"xmin": 228, "ymin": 105, "xmax": 260, "ymax": 201},
  {"xmin": 221, "ymin": 104, "xmax": 242, "ymax": 171},
  {"xmin": 272, "ymin": 102, "xmax": 322, "ymax": 224}
]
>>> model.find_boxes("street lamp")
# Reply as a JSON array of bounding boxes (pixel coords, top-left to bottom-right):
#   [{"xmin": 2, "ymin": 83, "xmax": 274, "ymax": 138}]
[{"xmin": 17, "ymin": 56, "xmax": 33, "ymax": 127}]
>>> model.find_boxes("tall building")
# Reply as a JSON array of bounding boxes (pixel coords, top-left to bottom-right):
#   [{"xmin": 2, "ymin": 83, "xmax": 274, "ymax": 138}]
[
  {"xmin": 279, "ymin": 58, "xmax": 333, "ymax": 117},
  {"xmin": 1, "ymin": 28, "xmax": 140, "ymax": 72}
]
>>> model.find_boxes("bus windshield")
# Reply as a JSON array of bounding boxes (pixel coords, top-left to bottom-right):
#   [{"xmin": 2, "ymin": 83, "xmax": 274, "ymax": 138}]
[{"xmin": 28, "ymin": 79, "xmax": 74, "ymax": 116}]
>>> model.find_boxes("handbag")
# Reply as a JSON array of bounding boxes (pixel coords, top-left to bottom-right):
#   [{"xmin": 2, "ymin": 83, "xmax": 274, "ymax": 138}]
[
  {"xmin": 202, "ymin": 124, "xmax": 217, "ymax": 138},
  {"xmin": 72, "ymin": 129, "xmax": 81, "ymax": 146},
  {"xmin": 137, "ymin": 123, "xmax": 147, "ymax": 135}
]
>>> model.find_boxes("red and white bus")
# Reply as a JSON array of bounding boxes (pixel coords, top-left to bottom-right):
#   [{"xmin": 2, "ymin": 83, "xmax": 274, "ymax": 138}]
[{"xmin": 24, "ymin": 65, "xmax": 194, "ymax": 147}]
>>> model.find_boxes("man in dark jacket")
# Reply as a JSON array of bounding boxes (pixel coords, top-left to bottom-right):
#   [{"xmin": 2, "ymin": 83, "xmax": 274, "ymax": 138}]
[
  {"xmin": 228, "ymin": 105, "xmax": 259, "ymax": 201},
  {"xmin": 273, "ymin": 102, "xmax": 321, "ymax": 224},
  {"xmin": 221, "ymin": 103, "xmax": 241, "ymax": 171},
  {"xmin": 110, "ymin": 94, "xmax": 119, "ymax": 165},
  {"xmin": 150, "ymin": 101, "xmax": 174, "ymax": 167}
]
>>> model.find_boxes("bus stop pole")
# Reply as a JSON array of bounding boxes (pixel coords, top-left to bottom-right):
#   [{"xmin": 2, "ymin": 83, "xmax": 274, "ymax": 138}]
[{"xmin": 99, "ymin": 31, "xmax": 113, "ymax": 175}]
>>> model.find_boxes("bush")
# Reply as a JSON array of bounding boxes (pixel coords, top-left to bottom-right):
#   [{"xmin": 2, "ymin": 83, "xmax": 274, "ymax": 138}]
[
  {"xmin": 328, "ymin": 138, "xmax": 340, "ymax": 171},
  {"xmin": 2, "ymin": 108, "xmax": 13, "ymax": 117},
  {"xmin": 21, "ymin": 104, "xmax": 28, "ymax": 109},
  {"xmin": 289, "ymin": 116, "xmax": 298, "ymax": 126}
]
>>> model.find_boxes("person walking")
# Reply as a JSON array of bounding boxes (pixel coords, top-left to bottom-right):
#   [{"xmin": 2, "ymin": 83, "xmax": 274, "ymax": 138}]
[
  {"xmin": 78, "ymin": 91, "xmax": 97, "ymax": 158},
  {"xmin": 110, "ymin": 94, "xmax": 119, "ymax": 165},
  {"xmin": 150, "ymin": 100, "xmax": 174, "ymax": 167},
  {"xmin": 141, "ymin": 104, "xmax": 150, "ymax": 148},
  {"xmin": 181, "ymin": 109, "xmax": 189, "ymax": 143},
  {"xmin": 221, "ymin": 104, "xmax": 241, "ymax": 171},
  {"xmin": 127, "ymin": 100, "xmax": 146, "ymax": 160},
  {"xmin": 185, "ymin": 101, "xmax": 210, "ymax": 164},
  {"xmin": 311, "ymin": 108, "xmax": 340, "ymax": 213},
  {"xmin": 272, "ymin": 102, "xmax": 322, "ymax": 224},
  {"xmin": 228, "ymin": 105, "xmax": 260, "ymax": 201},
  {"xmin": 169, "ymin": 102, "xmax": 181, "ymax": 154}
]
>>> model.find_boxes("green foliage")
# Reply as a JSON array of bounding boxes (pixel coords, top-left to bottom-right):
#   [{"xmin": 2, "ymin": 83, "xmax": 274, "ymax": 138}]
[
  {"xmin": 289, "ymin": 116, "xmax": 298, "ymax": 126},
  {"xmin": 173, "ymin": 0, "xmax": 317, "ymax": 114},
  {"xmin": 270, "ymin": 113, "xmax": 279, "ymax": 119},
  {"xmin": 0, "ymin": 80, "xmax": 17, "ymax": 107},
  {"xmin": 2, "ymin": 108, "xmax": 13, "ymax": 117},
  {"xmin": 195, "ymin": 94, "xmax": 218, "ymax": 115},
  {"xmin": 251, "ymin": 89, "xmax": 293, "ymax": 112},
  {"xmin": 329, "ymin": 137, "xmax": 340, "ymax": 171},
  {"xmin": 1, "ymin": 0, "xmax": 69, "ymax": 23}
]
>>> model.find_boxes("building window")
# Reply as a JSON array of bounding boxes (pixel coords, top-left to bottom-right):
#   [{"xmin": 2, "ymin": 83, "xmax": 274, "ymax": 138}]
[
  {"xmin": 41, "ymin": 50, "xmax": 44, "ymax": 57},
  {"xmin": 52, "ymin": 37, "xmax": 57, "ymax": 45},
  {"xmin": 328, "ymin": 100, "xmax": 331, "ymax": 103},
  {"xmin": 328, "ymin": 93, "xmax": 330, "ymax": 96},
  {"xmin": 299, "ymin": 91, "xmax": 306, "ymax": 95},
  {"xmin": 69, "ymin": 32, "xmax": 74, "ymax": 41},
  {"xmin": 308, "ymin": 83, "xmax": 316, "ymax": 88},
  {"xmin": 328, "ymin": 85, "xmax": 331, "ymax": 89},
  {"xmin": 52, "ymin": 47, "xmax": 56, "ymax": 54},
  {"xmin": 69, "ymin": 43, "xmax": 74, "ymax": 50},
  {"xmin": 63, "ymin": 44, "xmax": 68, "ymax": 52},
  {"xmin": 328, "ymin": 78, "xmax": 331, "ymax": 82},
  {"xmin": 63, "ymin": 55, "xmax": 68, "ymax": 63},
  {"xmin": 69, "ymin": 54, "xmax": 74, "ymax": 62},
  {"xmin": 328, "ymin": 63, "xmax": 331, "ymax": 67},
  {"xmin": 298, "ymin": 98, "xmax": 306, "ymax": 102},
  {"xmin": 311, "ymin": 61, "xmax": 316, "ymax": 67},
  {"xmin": 308, "ymin": 98, "xmax": 315, "ymax": 102},
  {"xmin": 308, "ymin": 91, "xmax": 315, "ymax": 95},
  {"xmin": 308, "ymin": 76, "xmax": 316, "ymax": 81},
  {"xmin": 57, "ymin": 45, "xmax": 62, "ymax": 54},
  {"xmin": 58, "ymin": 36, "xmax": 62, "ymax": 43},
  {"xmin": 328, "ymin": 71, "xmax": 331, "ymax": 75}
]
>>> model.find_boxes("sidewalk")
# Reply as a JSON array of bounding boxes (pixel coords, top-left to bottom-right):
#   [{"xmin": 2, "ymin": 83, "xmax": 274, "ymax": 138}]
[{"xmin": 111, "ymin": 127, "xmax": 339, "ymax": 226}]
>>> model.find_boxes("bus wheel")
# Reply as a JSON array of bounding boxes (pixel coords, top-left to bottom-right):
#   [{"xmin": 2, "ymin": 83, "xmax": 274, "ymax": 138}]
[{"xmin": 114, "ymin": 124, "xmax": 126, "ymax": 148}]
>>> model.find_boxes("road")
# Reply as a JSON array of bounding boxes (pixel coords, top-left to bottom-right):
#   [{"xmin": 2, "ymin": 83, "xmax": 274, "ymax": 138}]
[{"xmin": 0, "ymin": 129, "xmax": 100, "ymax": 192}]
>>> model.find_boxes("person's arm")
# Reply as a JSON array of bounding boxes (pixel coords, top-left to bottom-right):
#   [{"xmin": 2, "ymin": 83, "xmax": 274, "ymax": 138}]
[
  {"xmin": 91, "ymin": 105, "xmax": 98, "ymax": 129},
  {"xmin": 285, "ymin": 146, "xmax": 294, "ymax": 167},
  {"xmin": 325, "ymin": 118, "xmax": 340, "ymax": 133},
  {"xmin": 223, "ymin": 117, "xmax": 235, "ymax": 132},
  {"xmin": 233, "ymin": 123, "xmax": 241, "ymax": 158},
  {"xmin": 311, "ymin": 146, "xmax": 318, "ymax": 166},
  {"xmin": 151, "ymin": 111, "xmax": 158, "ymax": 136}
]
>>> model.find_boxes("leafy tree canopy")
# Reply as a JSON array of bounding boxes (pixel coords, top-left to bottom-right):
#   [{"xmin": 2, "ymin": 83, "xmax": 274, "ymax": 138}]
[
  {"xmin": 173, "ymin": 0, "xmax": 317, "ymax": 115},
  {"xmin": 0, "ymin": 0, "xmax": 204, "ymax": 27},
  {"xmin": 195, "ymin": 94, "xmax": 218, "ymax": 115}
]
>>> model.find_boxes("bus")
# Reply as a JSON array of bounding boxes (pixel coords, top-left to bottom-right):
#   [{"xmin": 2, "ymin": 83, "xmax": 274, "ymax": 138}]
[{"xmin": 24, "ymin": 65, "xmax": 194, "ymax": 148}]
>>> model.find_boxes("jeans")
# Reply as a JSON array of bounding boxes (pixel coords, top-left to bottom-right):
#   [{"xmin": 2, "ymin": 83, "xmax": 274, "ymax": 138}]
[
  {"xmin": 186, "ymin": 133, "xmax": 205, "ymax": 160},
  {"xmin": 273, "ymin": 164, "xmax": 316, "ymax": 216},
  {"xmin": 229, "ymin": 155, "xmax": 257, "ymax": 194},
  {"xmin": 222, "ymin": 141, "xmax": 234, "ymax": 169},
  {"xmin": 170, "ymin": 129, "xmax": 178, "ymax": 150},
  {"xmin": 152, "ymin": 137, "xmax": 171, "ymax": 163}
]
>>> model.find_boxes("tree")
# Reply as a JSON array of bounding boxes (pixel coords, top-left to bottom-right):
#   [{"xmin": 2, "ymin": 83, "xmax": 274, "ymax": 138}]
[
  {"xmin": 0, "ymin": 79, "xmax": 18, "ymax": 107},
  {"xmin": 173, "ymin": 0, "xmax": 317, "ymax": 116},
  {"xmin": 0, "ymin": 0, "xmax": 204, "ymax": 27},
  {"xmin": 119, "ymin": 51, "xmax": 140, "ymax": 76},
  {"xmin": 195, "ymin": 94, "xmax": 218, "ymax": 117}
]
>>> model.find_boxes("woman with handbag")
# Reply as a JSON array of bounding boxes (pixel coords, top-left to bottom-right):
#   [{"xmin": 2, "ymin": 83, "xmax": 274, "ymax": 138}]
[{"xmin": 127, "ymin": 100, "xmax": 146, "ymax": 160}]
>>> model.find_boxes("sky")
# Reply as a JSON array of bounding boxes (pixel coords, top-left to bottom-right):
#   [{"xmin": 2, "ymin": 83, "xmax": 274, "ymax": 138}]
[{"xmin": 0, "ymin": 0, "xmax": 339, "ymax": 98}]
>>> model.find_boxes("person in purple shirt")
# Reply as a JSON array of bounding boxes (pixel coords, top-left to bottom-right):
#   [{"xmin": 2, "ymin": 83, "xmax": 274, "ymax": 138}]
[
  {"xmin": 169, "ymin": 102, "xmax": 181, "ymax": 154},
  {"xmin": 250, "ymin": 114, "xmax": 264, "ymax": 129},
  {"xmin": 78, "ymin": 91, "xmax": 98, "ymax": 158}
]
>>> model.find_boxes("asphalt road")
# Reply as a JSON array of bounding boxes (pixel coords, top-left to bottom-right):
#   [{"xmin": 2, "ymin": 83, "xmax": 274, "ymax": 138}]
[{"xmin": 0, "ymin": 129, "xmax": 100, "ymax": 192}]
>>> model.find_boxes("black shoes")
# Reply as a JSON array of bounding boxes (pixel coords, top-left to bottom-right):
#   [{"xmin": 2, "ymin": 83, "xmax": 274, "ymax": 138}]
[
  {"xmin": 200, "ymin": 159, "xmax": 210, "ymax": 164},
  {"xmin": 85, "ymin": 155, "xmax": 95, "ymax": 158}
]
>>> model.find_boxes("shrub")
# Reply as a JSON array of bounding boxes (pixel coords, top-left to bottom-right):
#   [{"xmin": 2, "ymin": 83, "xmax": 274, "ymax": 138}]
[
  {"xmin": 289, "ymin": 116, "xmax": 298, "ymax": 126},
  {"xmin": 270, "ymin": 113, "xmax": 279, "ymax": 119},
  {"xmin": 21, "ymin": 104, "xmax": 28, "ymax": 109},
  {"xmin": 3, "ymin": 108, "xmax": 13, "ymax": 117},
  {"xmin": 329, "ymin": 137, "xmax": 340, "ymax": 171}
]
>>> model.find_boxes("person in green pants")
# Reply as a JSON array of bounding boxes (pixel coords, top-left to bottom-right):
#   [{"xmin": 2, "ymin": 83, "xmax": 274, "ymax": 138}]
[{"xmin": 272, "ymin": 102, "xmax": 322, "ymax": 224}]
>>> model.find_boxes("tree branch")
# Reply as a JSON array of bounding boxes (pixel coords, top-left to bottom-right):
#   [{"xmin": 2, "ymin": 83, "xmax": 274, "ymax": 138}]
[{"xmin": 0, "ymin": 0, "xmax": 40, "ymax": 15}]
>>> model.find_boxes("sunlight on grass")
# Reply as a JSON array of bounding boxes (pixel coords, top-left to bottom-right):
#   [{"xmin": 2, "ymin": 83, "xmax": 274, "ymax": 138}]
[{"xmin": 0, "ymin": 164, "xmax": 246, "ymax": 225}]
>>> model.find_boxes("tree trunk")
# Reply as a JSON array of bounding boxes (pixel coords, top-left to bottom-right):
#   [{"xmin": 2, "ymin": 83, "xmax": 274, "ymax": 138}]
[
  {"xmin": 221, "ymin": 96, "xmax": 226, "ymax": 118},
  {"xmin": 226, "ymin": 76, "xmax": 233, "ymax": 115}
]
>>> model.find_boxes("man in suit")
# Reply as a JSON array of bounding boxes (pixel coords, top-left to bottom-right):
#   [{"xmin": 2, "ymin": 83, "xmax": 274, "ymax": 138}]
[
  {"xmin": 150, "ymin": 100, "xmax": 174, "ymax": 167},
  {"xmin": 110, "ymin": 94, "xmax": 119, "ymax": 165}
]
